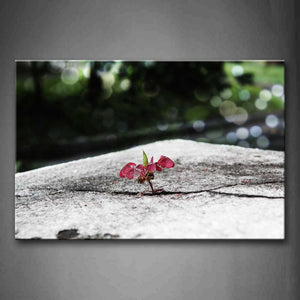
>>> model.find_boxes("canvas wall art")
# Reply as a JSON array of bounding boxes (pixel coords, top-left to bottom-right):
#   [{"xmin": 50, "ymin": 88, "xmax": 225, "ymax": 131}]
[{"xmin": 15, "ymin": 60, "xmax": 284, "ymax": 239}]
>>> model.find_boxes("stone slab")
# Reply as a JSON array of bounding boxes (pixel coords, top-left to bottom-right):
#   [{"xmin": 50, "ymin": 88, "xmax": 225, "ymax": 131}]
[{"xmin": 15, "ymin": 139, "xmax": 284, "ymax": 239}]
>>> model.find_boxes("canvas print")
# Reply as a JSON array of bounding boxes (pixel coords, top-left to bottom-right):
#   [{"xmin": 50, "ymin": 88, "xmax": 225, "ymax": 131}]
[{"xmin": 15, "ymin": 61, "xmax": 284, "ymax": 239}]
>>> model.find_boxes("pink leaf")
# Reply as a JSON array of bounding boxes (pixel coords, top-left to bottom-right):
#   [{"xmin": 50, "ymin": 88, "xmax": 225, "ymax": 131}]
[
  {"xmin": 157, "ymin": 156, "xmax": 175, "ymax": 168},
  {"xmin": 146, "ymin": 163, "xmax": 157, "ymax": 172},
  {"xmin": 120, "ymin": 153, "xmax": 174, "ymax": 182},
  {"xmin": 136, "ymin": 164, "xmax": 147, "ymax": 176},
  {"xmin": 155, "ymin": 163, "xmax": 162, "ymax": 171},
  {"xmin": 136, "ymin": 164, "xmax": 144, "ymax": 170},
  {"xmin": 119, "ymin": 162, "xmax": 136, "ymax": 179}
]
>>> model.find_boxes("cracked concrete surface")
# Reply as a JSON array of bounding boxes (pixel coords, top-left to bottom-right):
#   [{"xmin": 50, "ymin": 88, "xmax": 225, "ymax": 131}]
[{"xmin": 15, "ymin": 139, "xmax": 284, "ymax": 239}]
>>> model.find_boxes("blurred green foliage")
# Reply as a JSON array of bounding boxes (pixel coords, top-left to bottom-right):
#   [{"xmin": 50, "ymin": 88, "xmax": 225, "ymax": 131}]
[{"xmin": 17, "ymin": 61, "xmax": 284, "ymax": 172}]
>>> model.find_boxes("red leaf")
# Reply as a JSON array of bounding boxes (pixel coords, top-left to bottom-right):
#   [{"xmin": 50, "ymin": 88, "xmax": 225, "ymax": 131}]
[
  {"xmin": 136, "ymin": 164, "xmax": 144, "ymax": 171},
  {"xmin": 136, "ymin": 164, "xmax": 147, "ymax": 176},
  {"xmin": 120, "ymin": 153, "xmax": 174, "ymax": 182},
  {"xmin": 146, "ymin": 163, "xmax": 157, "ymax": 172},
  {"xmin": 119, "ymin": 162, "xmax": 136, "ymax": 179},
  {"xmin": 157, "ymin": 156, "xmax": 175, "ymax": 168},
  {"xmin": 155, "ymin": 163, "xmax": 162, "ymax": 171}
]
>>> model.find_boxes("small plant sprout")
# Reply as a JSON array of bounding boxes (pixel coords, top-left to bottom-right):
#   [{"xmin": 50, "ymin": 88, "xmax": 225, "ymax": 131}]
[{"xmin": 119, "ymin": 151, "xmax": 175, "ymax": 195}]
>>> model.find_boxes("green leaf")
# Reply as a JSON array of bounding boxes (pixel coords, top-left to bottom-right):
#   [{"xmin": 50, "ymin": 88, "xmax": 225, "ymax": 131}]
[{"xmin": 143, "ymin": 151, "xmax": 148, "ymax": 166}]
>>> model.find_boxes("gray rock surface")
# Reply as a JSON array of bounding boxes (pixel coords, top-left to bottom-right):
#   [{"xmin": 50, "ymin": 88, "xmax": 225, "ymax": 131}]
[{"xmin": 15, "ymin": 139, "xmax": 284, "ymax": 239}]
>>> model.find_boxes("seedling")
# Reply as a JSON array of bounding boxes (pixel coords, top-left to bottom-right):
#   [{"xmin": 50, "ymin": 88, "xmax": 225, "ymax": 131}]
[{"xmin": 119, "ymin": 151, "xmax": 175, "ymax": 195}]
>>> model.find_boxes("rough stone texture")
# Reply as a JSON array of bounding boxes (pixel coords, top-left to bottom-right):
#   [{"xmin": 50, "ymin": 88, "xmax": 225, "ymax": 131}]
[{"xmin": 15, "ymin": 139, "xmax": 284, "ymax": 239}]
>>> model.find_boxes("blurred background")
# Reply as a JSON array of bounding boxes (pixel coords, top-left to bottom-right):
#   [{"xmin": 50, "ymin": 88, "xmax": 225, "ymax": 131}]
[{"xmin": 16, "ymin": 60, "xmax": 284, "ymax": 172}]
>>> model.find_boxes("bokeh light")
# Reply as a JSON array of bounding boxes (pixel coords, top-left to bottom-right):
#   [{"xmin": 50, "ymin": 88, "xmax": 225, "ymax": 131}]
[
  {"xmin": 219, "ymin": 100, "xmax": 236, "ymax": 117},
  {"xmin": 238, "ymin": 89, "xmax": 250, "ymax": 101},
  {"xmin": 250, "ymin": 125, "xmax": 262, "ymax": 137},
  {"xmin": 193, "ymin": 120, "xmax": 205, "ymax": 132},
  {"xmin": 120, "ymin": 78, "xmax": 131, "ymax": 91},
  {"xmin": 232, "ymin": 65, "xmax": 244, "ymax": 77},
  {"xmin": 257, "ymin": 136, "xmax": 270, "ymax": 148},
  {"xmin": 220, "ymin": 88, "xmax": 232, "ymax": 99},
  {"xmin": 265, "ymin": 114, "xmax": 279, "ymax": 128},
  {"xmin": 226, "ymin": 132, "xmax": 238, "ymax": 143},
  {"xmin": 236, "ymin": 127, "xmax": 249, "ymax": 140},
  {"xmin": 232, "ymin": 107, "xmax": 248, "ymax": 125},
  {"xmin": 210, "ymin": 96, "xmax": 222, "ymax": 107},
  {"xmin": 61, "ymin": 67, "xmax": 79, "ymax": 85},
  {"xmin": 271, "ymin": 84, "xmax": 284, "ymax": 98},
  {"xmin": 157, "ymin": 122, "xmax": 168, "ymax": 131},
  {"xmin": 255, "ymin": 98, "xmax": 268, "ymax": 110},
  {"xmin": 259, "ymin": 89, "xmax": 272, "ymax": 102}
]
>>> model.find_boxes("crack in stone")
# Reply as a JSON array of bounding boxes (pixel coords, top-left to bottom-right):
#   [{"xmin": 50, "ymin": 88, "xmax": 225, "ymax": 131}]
[
  {"xmin": 72, "ymin": 179, "xmax": 284, "ymax": 197},
  {"xmin": 208, "ymin": 191, "xmax": 283, "ymax": 199},
  {"xmin": 16, "ymin": 180, "xmax": 284, "ymax": 199}
]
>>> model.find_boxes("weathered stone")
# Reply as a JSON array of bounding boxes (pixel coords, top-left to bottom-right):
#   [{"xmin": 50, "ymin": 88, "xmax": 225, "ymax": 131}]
[{"xmin": 15, "ymin": 139, "xmax": 284, "ymax": 239}]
